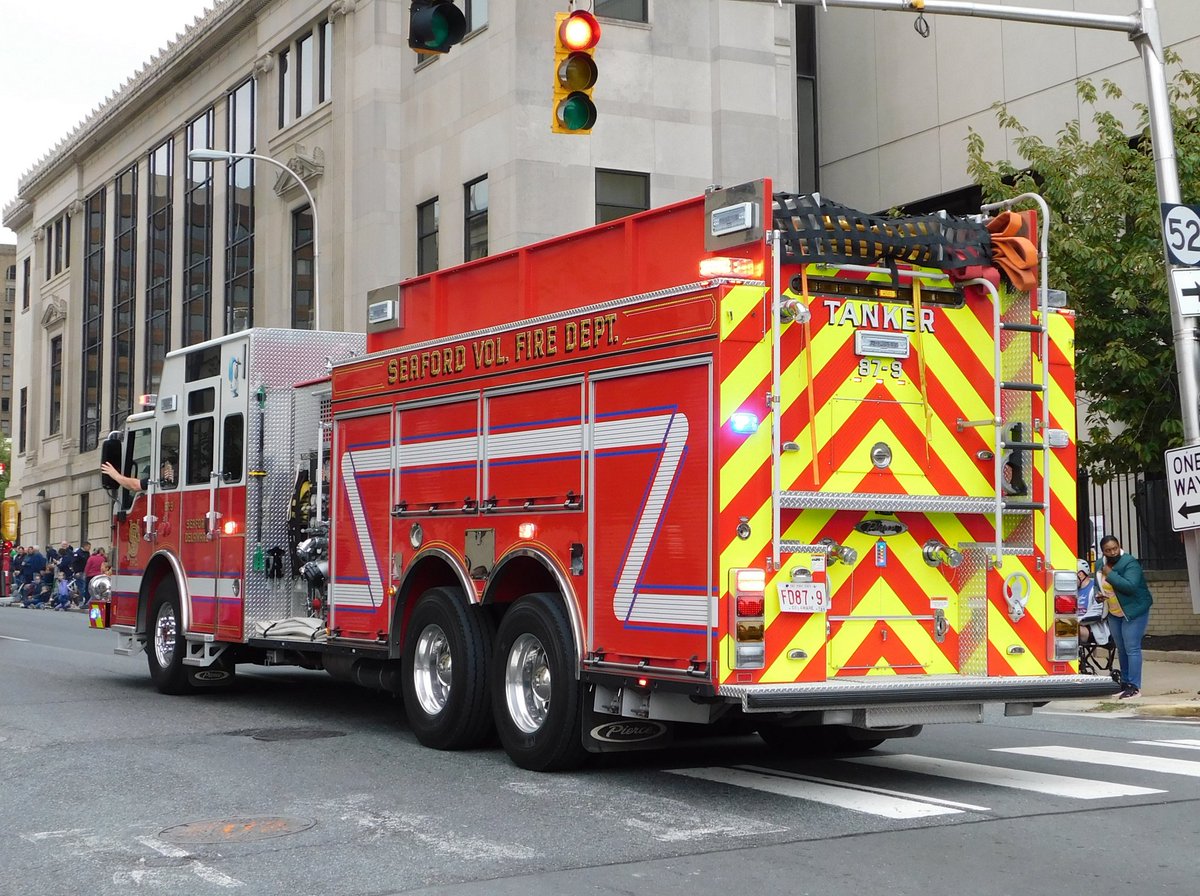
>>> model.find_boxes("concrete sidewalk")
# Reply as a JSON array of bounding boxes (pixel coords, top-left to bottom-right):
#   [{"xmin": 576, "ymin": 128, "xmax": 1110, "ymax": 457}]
[{"xmin": 1054, "ymin": 650, "xmax": 1200, "ymax": 719}]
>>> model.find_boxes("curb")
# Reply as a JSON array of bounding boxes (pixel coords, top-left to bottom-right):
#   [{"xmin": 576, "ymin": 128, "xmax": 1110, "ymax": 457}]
[{"xmin": 1144, "ymin": 650, "xmax": 1200, "ymax": 666}]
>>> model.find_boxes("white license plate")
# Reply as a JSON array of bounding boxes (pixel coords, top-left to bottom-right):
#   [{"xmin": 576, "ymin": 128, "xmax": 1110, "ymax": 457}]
[{"xmin": 777, "ymin": 581, "xmax": 828, "ymax": 613}]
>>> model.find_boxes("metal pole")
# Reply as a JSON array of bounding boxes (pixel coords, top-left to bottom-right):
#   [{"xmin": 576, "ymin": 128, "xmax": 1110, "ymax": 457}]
[
  {"xmin": 188, "ymin": 149, "xmax": 322, "ymax": 332},
  {"xmin": 1134, "ymin": 0, "xmax": 1200, "ymax": 605},
  {"xmin": 735, "ymin": 0, "xmax": 1137, "ymax": 33}
]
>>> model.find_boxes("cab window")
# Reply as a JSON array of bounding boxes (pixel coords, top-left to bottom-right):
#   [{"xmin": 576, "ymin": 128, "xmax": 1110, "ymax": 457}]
[
  {"xmin": 222, "ymin": 414, "xmax": 245, "ymax": 483},
  {"xmin": 187, "ymin": 417, "xmax": 215, "ymax": 485},
  {"xmin": 124, "ymin": 427, "xmax": 152, "ymax": 510},
  {"xmin": 159, "ymin": 425, "xmax": 180, "ymax": 490}
]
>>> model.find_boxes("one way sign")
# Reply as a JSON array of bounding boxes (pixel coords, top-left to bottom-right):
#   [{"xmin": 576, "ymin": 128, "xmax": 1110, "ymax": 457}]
[{"xmin": 1166, "ymin": 444, "xmax": 1200, "ymax": 532}]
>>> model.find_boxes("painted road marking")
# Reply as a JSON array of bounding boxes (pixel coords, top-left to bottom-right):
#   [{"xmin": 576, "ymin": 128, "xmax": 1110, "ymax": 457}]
[
  {"xmin": 996, "ymin": 744, "xmax": 1200, "ymax": 777},
  {"xmin": 848, "ymin": 753, "xmax": 1163, "ymax": 799},
  {"xmin": 1131, "ymin": 738, "xmax": 1200, "ymax": 751},
  {"xmin": 666, "ymin": 765, "xmax": 979, "ymax": 818}
]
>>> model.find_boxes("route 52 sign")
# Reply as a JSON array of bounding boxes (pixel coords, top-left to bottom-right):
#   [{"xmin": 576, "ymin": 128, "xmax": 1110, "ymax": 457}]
[{"xmin": 1162, "ymin": 203, "xmax": 1200, "ymax": 267}]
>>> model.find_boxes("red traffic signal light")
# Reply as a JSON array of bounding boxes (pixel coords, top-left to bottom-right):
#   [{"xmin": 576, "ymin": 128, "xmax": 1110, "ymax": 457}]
[
  {"xmin": 559, "ymin": 10, "xmax": 601, "ymax": 51},
  {"xmin": 552, "ymin": 11, "xmax": 601, "ymax": 135},
  {"xmin": 409, "ymin": 0, "xmax": 467, "ymax": 55}
]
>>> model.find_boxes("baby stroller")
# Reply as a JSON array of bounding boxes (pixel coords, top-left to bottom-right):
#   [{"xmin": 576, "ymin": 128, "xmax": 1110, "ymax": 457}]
[{"xmin": 1077, "ymin": 570, "xmax": 1119, "ymax": 680}]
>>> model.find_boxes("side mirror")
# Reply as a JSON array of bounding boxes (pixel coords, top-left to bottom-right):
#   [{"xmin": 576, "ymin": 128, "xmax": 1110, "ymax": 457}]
[{"xmin": 100, "ymin": 431, "xmax": 123, "ymax": 494}]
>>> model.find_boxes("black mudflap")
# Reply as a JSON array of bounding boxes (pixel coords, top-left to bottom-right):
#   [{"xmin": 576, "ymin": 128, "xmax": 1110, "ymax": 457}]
[{"xmin": 581, "ymin": 693, "xmax": 674, "ymax": 754}]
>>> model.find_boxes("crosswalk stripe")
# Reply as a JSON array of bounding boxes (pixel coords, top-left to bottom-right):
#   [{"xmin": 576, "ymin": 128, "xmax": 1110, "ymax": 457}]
[
  {"xmin": 847, "ymin": 754, "xmax": 1164, "ymax": 799},
  {"xmin": 996, "ymin": 745, "xmax": 1200, "ymax": 777},
  {"xmin": 1131, "ymin": 739, "xmax": 1200, "ymax": 752},
  {"xmin": 666, "ymin": 766, "xmax": 970, "ymax": 818}
]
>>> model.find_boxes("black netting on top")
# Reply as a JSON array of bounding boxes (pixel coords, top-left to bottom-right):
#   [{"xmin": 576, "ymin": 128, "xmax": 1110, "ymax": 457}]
[{"xmin": 772, "ymin": 193, "xmax": 991, "ymax": 271}]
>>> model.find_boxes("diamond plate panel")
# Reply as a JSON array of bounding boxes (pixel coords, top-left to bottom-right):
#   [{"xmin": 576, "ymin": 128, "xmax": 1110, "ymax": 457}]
[
  {"xmin": 238, "ymin": 329, "xmax": 365, "ymax": 629},
  {"xmin": 780, "ymin": 491, "xmax": 1000, "ymax": 514},
  {"xmin": 957, "ymin": 546, "xmax": 991, "ymax": 677}
]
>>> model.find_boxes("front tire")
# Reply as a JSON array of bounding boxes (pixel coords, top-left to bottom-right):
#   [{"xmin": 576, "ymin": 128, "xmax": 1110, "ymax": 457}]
[
  {"xmin": 400, "ymin": 587, "xmax": 495, "ymax": 750},
  {"xmin": 146, "ymin": 580, "xmax": 193, "ymax": 695},
  {"xmin": 491, "ymin": 593, "xmax": 585, "ymax": 772}
]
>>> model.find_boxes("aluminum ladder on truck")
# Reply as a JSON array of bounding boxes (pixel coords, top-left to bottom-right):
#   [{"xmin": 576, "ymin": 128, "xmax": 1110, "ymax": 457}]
[{"xmin": 975, "ymin": 193, "xmax": 1056, "ymax": 571}]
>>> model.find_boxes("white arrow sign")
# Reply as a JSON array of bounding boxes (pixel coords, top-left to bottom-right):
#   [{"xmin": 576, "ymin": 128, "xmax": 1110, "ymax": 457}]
[{"xmin": 1165, "ymin": 444, "xmax": 1200, "ymax": 533}]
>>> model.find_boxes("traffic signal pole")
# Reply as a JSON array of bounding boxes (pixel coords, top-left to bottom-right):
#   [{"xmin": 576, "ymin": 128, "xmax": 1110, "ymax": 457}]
[{"xmin": 736, "ymin": 0, "xmax": 1200, "ymax": 609}]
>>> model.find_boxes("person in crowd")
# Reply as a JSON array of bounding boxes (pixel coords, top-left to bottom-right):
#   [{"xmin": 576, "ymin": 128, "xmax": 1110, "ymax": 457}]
[
  {"xmin": 10, "ymin": 545, "xmax": 26, "ymax": 598},
  {"xmin": 51, "ymin": 569, "xmax": 73, "ymax": 611},
  {"xmin": 1096, "ymin": 534, "xmax": 1154, "ymax": 699},
  {"xmin": 84, "ymin": 546, "xmax": 107, "ymax": 601},
  {"xmin": 72, "ymin": 541, "xmax": 91, "ymax": 603},
  {"xmin": 21, "ymin": 545, "xmax": 47, "ymax": 596}
]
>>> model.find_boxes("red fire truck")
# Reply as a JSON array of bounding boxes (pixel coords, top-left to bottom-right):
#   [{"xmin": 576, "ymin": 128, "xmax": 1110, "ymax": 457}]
[{"xmin": 98, "ymin": 178, "xmax": 1115, "ymax": 770}]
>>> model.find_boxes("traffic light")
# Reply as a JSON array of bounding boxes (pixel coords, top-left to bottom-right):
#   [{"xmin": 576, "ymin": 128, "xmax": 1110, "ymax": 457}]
[
  {"xmin": 409, "ymin": 1, "xmax": 467, "ymax": 55},
  {"xmin": 552, "ymin": 10, "xmax": 601, "ymax": 134}
]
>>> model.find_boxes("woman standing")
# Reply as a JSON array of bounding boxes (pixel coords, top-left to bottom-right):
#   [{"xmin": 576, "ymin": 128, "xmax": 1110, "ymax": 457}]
[{"xmin": 1096, "ymin": 535, "xmax": 1154, "ymax": 699}]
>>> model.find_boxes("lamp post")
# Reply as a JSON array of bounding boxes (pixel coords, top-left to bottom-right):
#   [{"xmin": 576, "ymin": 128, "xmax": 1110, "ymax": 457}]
[{"xmin": 187, "ymin": 148, "xmax": 322, "ymax": 331}]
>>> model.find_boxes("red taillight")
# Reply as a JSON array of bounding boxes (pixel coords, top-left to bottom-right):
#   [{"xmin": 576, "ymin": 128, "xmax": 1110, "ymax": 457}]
[
  {"xmin": 1054, "ymin": 594, "xmax": 1077, "ymax": 614},
  {"xmin": 737, "ymin": 595, "xmax": 765, "ymax": 616},
  {"xmin": 729, "ymin": 568, "xmax": 767, "ymax": 669}
]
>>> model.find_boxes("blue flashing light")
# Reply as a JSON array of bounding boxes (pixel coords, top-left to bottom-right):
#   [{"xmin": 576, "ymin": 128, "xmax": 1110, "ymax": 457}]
[{"xmin": 730, "ymin": 412, "xmax": 759, "ymax": 434}]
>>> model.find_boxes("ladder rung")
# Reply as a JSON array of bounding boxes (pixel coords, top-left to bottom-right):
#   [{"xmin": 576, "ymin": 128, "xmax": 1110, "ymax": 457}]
[
  {"xmin": 1002, "ymin": 501, "xmax": 1046, "ymax": 512},
  {"xmin": 1000, "ymin": 322, "xmax": 1045, "ymax": 333},
  {"xmin": 1001, "ymin": 440, "xmax": 1045, "ymax": 452},
  {"xmin": 1000, "ymin": 381, "xmax": 1045, "ymax": 392}
]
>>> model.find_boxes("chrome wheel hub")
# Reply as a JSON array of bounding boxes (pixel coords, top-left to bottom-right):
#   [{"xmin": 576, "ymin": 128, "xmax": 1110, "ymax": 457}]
[
  {"xmin": 413, "ymin": 624, "xmax": 453, "ymax": 716},
  {"xmin": 504, "ymin": 633, "xmax": 551, "ymax": 734},
  {"xmin": 154, "ymin": 602, "xmax": 177, "ymax": 668}
]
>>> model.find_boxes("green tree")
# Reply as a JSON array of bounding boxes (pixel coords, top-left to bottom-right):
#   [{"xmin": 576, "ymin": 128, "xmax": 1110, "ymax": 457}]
[{"xmin": 966, "ymin": 66, "xmax": 1200, "ymax": 480}]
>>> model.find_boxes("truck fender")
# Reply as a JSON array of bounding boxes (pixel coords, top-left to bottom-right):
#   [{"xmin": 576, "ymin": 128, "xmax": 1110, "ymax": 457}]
[
  {"xmin": 137, "ymin": 550, "xmax": 190, "ymax": 638},
  {"xmin": 484, "ymin": 546, "xmax": 583, "ymax": 668}
]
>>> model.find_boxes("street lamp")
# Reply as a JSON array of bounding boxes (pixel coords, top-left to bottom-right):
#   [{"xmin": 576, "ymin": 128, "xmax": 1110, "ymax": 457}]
[{"xmin": 187, "ymin": 148, "xmax": 322, "ymax": 331}]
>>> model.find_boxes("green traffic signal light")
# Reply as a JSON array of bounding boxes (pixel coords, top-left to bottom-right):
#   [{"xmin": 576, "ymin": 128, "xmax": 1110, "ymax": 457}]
[{"xmin": 409, "ymin": 0, "xmax": 467, "ymax": 55}]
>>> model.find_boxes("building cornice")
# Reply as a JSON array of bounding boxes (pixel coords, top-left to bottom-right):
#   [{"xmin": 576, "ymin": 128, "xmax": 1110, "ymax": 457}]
[{"xmin": 7, "ymin": 0, "xmax": 270, "ymax": 203}]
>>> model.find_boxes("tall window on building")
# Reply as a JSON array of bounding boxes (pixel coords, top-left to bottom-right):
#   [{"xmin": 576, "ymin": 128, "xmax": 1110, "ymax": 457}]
[
  {"xmin": 466, "ymin": 0, "xmax": 488, "ymax": 31},
  {"xmin": 297, "ymin": 32, "xmax": 314, "ymax": 118},
  {"xmin": 111, "ymin": 164, "xmax": 138, "ymax": 431},
  {"xmin": 81, "ymin": 188, "xmax": 106, "ymax": 452},
  {"xmin": 795, "ymin": 6, "xmax": 819, "ymax": 193},
  {"xmin": 417, "ymin": 198, "xmax": 439, "ymax": 275},
  {"xmin": 146, "ymin": 139, "xmax": 173, "ymax": 394},
  {"xmin": 278, "ymin": 48, "xmax": 292, "ymax": 128},
  {"xmin": 464, "ymin": 176, "xmax": 488, "ymax": 261},
  {"xmin": 185, "ymin": 109, "xmax": 215, "ymax": 346},
  {"xmin": 595, "ymin": 0, "xmax": 646, "ymax": 21},
  {"xmin": 48, "ymin": 335, "xmax": 62, "ymax": 436},
  {"xmin": 43, "ymin": 211, "xmax": 71, "ymax": 280},
  {"xmin": 280, "ymin": 21, "xmax": 332, "ymax": 128},
  {"xmin": 320, "ymin": 20, "xmax": 333, "ymax": 102},
  {"xmin": 292, "ymin": 206, "xmax": 315, "ymax": 330},
  {"xmin": 18, "ymin": 387, "xmax": 27, "ymax": 455},
  {"xmin": 227, "ymin": 78, "xmax": 256, "ymax": 332},
  {"xmin": 22, "ymin": 257, "xmax": 30, "ymax": 310},
  {"xmin": 595, "ymin": 169, "xmax": 649, "ymax": 224}
]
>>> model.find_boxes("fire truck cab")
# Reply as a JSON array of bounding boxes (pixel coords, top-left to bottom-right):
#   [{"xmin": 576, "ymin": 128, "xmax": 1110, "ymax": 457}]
[{"xmin": 101, "ymin": 179, "xmax": 1117, "ymax": 770}]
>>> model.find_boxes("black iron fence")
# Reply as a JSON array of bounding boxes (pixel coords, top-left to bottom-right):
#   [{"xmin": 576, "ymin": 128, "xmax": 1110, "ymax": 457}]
[{"xmin": 1078, "ymin": 470, "xmax": 1187, "ymax": 571}]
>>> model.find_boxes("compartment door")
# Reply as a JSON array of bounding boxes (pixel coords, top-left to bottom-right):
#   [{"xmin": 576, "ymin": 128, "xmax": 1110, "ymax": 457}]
[{"xmin": 588, "ymin": 360, "xmax": 713, "ymax": 675}]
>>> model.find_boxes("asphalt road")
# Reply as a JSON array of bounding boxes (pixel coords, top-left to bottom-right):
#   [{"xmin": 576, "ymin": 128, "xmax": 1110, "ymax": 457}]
[{"xmin": 3, "ymin": 608, "xmax": 1198, "ymax": 896}]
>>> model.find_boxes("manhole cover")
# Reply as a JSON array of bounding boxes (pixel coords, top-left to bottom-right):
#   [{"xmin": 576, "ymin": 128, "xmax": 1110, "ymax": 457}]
[
  {"xmin": 226, "ymin": 727, "xmax": 346, "ymax": 741},
  {"xmin": 160, "ymin": 816, "xmax": 315, "ymax": 844}
]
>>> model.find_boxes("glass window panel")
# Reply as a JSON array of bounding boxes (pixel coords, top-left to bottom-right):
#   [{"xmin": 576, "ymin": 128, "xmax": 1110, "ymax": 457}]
[
  {"xmin": 595, "ymin": 0, "xmax": 646, "ymax": 22},
  {"xmin": 297, "ymin": 33, "xmax": 314, "ymax": 116},
  {"xmin": 595, "ymin": 169, "xmax": 649, "ymax": 224}
]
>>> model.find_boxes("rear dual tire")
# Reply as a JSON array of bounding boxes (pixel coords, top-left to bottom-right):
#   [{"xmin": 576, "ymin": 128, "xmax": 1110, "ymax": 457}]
[
  {"xmin": 401, "ymin": 587, "xmax": 496, "ymax": 750},
  {"xmin": 491, "ymin": 593, "xmax": 586, "ymax": 772}
]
